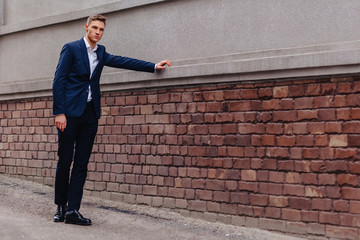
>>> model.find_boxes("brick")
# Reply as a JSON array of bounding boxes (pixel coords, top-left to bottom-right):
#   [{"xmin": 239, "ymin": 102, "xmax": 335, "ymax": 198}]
[
  {"xmin": 318, "ymin": 109, "xmax": 336, "ymax": 120},
  {"xmin": 326, "ymin": 225, "xmax": 358, "ymax": 239},
  {"xmin": 348, "ymin": 94, "xmax": 360, "ymax": 107},
  {"xmin": 305, "ymin": 186, "xmax": 326, "ymax": 198},
  {"xmin": 238, "ymin": 123, "xmax": 265, "ymax": 134},
  {"xmin": 265, "ymin": 147, "xmax": 289, "ymax": 158},
  {"xmin": 283, "ymin": 184, "xmax": 304, "ymax": 196},
  {"xmin": 259, "ymin": 183, "xmax": 282, "ymax": 195},
  {"xmin": 236, "ymin": 135, "xmax": 251, "ymax": 146},
  {"xmin": 348, "ymin": 135, "xmax": 360, "ymax": 146},
  {"xmin": 273, "ymin": 86, "xmax": 288, "ymax": 98},
  {"xmin": 229, "ymin": 101, "xmax": 251, "ymax": 111},
  {"xmin": 143, "ymin": 185, "xmax": 158, "ymax": 196},
  {"xmin": 337, "ymin": 108, "xmax": 350, "ymax": 120},
  {"xmin": 315, "ymin": 135, "xmax": 328, "ymax": 146},
  {"xmin": 337, "ymin": 82, "xmax": 352, "ymax": 92},
  {"xmin": 329, "ymin": 135, "xmax": 348, "ymax": 147},
  {"xmin": 306, "ymin": 84, "xmax": 321, "ymax": 96},
  {"xmin": 187, "ymin": 167, "xmax": 200, "ymax": 178},
  {"xmin": 318, "ymin": 174, "xmax": 336, "ymax": 185},
  {"xmin": 320, "ymin": 212, "xmax": 339, "ymax": 225},
  {"xmin": 285, "ymin": 172, "xmax": 301, "ymax": 183},
  {"xmin": 343, "ymin": 187, "xmax": 360, "ymax": 200},
  {"xmin": 325, "ymin": 122, "xmax": 342, "ymax": 133},
  {"xmin": 337, "ymin": 174, "xmax": 358, "ymax": 186},
  {"xmin": 349, "ymin": 162, "xmax": 360, "ymax": 174},
  {"xmin": 282, "ymin": 209, "xmax": 301, "ymax": 221},
  {"xmin": 227, "ymin": 147, "xmax": 244, "ymax": 157},
  {"xmin": 288, "ymin": 222, "xmax": 308, "ymax": 235},
  {"xmin": 213, "ymin": 191, "xmax": 230, "ymax": 202},
  {"xmin": 259, "ymin": 218, "xmax": 286, "ymax": 232},
  {"xmin": 258, "ymin": 87, "xmax": 273, "ymax": 98},
  {"xmin": 168, "ymin": 188, "xmax": 185, "ymax": 198},
  {"xmin": 326, "ymin": 160, "xmax": 348, "ymax": 172},
  {"xmin": 207, "ymin": 202, "xmax": 220, "ymax": 213},
  {"xmin": 261, "ymin": 135, "xmax": 275, "ymax": 146},
  {"xmin": 237, "ymin": 205, "xmax": 253, "ymax": 216},
  {"xmin": 163, "ymin": 198, "xmax": 176, "ymax": 208},
  {"xmin": 349, "ymin": 201, "xmax": 360, "ymax": 214},
  {"xmin": 307, "ymin": 223, "xmax": 325, "ymax": 235},
  {"xmin": 334, "ymin": 200, "xmax": 349, "ymax": 212},
  {"xmin": 308, "ymin": 122, "xmax": 324, "ymax": 134},
  {"xmin": 238, "ymin": 181, "xmax": 258, "ymax": 192},
  {"xmin": 312, "ymin": 198, "xmax": 332, "ymax": 210},
  {"xmin": 288, "ymin": 197, "xmax": 310, "ymax": 210},
  {"xmin": 250, "ymin": 194, "xmax": 268, "ymax": 206},
  {"xmin": 314, "ymin": 96, "xmax": 333, "ymax": 108},
  {"xmin": 278, "ymin": 160, "xmax": 294, "ymax": 171},
  {"xmin": 269, "ymin": 196, "xmax": 288, "ymax": 207},
  {"xmin": 230, "ymin": 192, "xmax": 249, "ymax": 204},
  {"xmin": 195, "ymin": 189, "xmax": 212, "ymax": 200},
  {"xmin": 268, "ymin": 171, "xmax": 284, "ymax": 183},
  {"xmin": 298, "ymin": 110, "xmax": 318, "ymax": 120},
  {"xmin": 264, "ymin": 207, "xmax": 281, "ymax": 219},
  {"xmin": 276, "ymin": 136, "xmax": 295, "ymax": 146},
  {"xmin": 188, "ymin": 146, "xmax": 205, "ymax": 156},
  {"xmin": 301, "ymin": 173, "xmax": 317, "ymax": 185},
  {"xmin": 241, "ymin": 170, "xmax": 257, "ymax": 181},
  {"xmin": 294, "ymin": 97, "xmax": 313, "ymax": 109},
  {"xmin": 257, "ymin": 112, "xmax": 272, "ymax": 123},
  {"xmin": 301, "ymin": 210, "xmax": 318, "ymax": 222},
  {"xmin": 339, "ymin": 213, "xmax": 360, "ymax": 229},
  {"xmin": 327, "ymin": 186, "xmax": 341, "ymax": 198},
  {"xmin": 352, "ymin": 108, "xmax": 360, "ymax": 119},
  {"xmin": 344, "ymin": 122, "xmax": 360, "ymax": 133},
  {"xmin": 206, "ymin": 180, "xmax": 225, "ymax": 191},
  {"xmin": 303, "ymin": 148, "xmax": 319, "ymax": 159},
  {"xmin": 293, "ymin": 122, "xmax": 307, "ymax": 134},
  {"xmin": 288, "ymin": 85, "xmax": 304, "ymax": 97},
  {"xmin": 241, "ymin": 89, "xmax": 258, "ymax": 99},
  {"xmin": 273, "ymin": 111, "xmax": 297, "ymax": 122},
  {"xmin": 220, "ymin": 203, "xmax": 237, "ymax": 215}
]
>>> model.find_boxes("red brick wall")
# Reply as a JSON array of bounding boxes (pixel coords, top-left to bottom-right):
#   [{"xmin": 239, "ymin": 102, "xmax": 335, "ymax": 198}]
[{"xmin": 1, "ymin": 76, "xmax": 360, "ymax": 239}]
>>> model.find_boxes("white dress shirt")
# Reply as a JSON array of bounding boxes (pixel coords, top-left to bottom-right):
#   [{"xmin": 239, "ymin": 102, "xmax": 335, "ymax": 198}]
[{"xmin": 83, "ymin": 37, "xmax": 98, "ymax": 102}]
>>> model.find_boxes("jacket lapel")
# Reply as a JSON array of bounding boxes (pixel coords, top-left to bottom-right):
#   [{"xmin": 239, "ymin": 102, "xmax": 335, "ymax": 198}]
[{"xmin": 79, "ymin": 39, "xmax": 91, "ymax": 78}]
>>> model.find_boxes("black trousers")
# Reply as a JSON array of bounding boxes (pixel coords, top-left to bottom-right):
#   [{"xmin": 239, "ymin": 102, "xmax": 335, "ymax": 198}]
[{"xmin": 54, "ymin": 102, "xmax": 98, "ymax": 211}]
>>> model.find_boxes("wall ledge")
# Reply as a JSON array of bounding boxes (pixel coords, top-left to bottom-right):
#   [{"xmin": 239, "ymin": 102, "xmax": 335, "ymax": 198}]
[{"xmin": 1, "ymin": 41, "xmax": 360, "ymax": 101}]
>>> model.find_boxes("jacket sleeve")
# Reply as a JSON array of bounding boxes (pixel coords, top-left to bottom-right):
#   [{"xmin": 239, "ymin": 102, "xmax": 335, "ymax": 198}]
[
  {"xmin": 103, "ymin": 51, "xmax": 155, "ymax": 73},
  {"xmin": 52, "ymin": 44, "xmax": 73, "ymax": 115}
]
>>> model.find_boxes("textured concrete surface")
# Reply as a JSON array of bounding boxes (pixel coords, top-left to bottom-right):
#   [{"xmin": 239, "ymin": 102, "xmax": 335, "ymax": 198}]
[
  {"xmin": 0, "ymin": 174, "xmax": 304, "ymax": 240},
  {"xmin": 2, "ymin": 0, "xmax": 360, "ymax": 95}
]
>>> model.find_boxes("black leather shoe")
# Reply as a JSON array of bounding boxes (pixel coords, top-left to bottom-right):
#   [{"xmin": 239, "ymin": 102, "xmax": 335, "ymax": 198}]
[
  {"xmin": 65, "ymin": 210, "xmax": 92, "ymax": 226},
  {"xmin": 53, "ymin": 205, "xmax": 66, "ymax": 222}
]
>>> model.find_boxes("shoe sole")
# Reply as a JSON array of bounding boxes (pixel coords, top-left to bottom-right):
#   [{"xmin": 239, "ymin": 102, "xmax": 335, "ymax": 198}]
[
  {"xmin": 53, "ymin": 219, "xmax": 64, "ymax": 223},
  {"xmin": 64, "ymin": 220, "xmax": 92, "ymax": 226}
]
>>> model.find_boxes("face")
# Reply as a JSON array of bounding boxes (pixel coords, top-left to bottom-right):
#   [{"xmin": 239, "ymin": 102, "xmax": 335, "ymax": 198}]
[{"xmin": 85, "ymin": 20, "xmax": 105, "ymax": 44}]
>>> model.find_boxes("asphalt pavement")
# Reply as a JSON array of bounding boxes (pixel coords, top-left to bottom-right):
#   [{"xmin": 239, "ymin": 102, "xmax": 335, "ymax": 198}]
[{"xmin": 0, "ymin": 174, "xmax": 304, "ymax": 240}]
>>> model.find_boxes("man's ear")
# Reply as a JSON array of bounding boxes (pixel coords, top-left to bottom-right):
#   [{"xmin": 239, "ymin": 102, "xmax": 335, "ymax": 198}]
[{"xmin": 85, "ymin": 24, "xmax": 88, "ymax": 32}]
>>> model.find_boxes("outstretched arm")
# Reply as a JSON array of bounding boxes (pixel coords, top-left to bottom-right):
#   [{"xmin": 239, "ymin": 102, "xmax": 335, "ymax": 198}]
[{"xmin": 155, "ymin": 60, "xmax": 171, "ymax": 70}]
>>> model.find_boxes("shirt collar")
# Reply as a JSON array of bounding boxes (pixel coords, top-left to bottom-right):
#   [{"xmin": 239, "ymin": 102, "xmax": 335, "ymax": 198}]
[{"xmin": 83, "ymin": 37, "xmax": 98, "ymax": 52}]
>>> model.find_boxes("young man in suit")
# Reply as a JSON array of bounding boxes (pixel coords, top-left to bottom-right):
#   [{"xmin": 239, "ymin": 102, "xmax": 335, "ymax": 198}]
[{"xmin": 52, "ymin": 14, "xmax": 171, "ymax": 225}]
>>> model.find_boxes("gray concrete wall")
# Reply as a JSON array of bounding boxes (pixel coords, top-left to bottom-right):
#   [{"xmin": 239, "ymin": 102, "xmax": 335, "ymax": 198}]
[{"xmin": 1, "ymin": 0, "xmax": 360, "ymax": 100}]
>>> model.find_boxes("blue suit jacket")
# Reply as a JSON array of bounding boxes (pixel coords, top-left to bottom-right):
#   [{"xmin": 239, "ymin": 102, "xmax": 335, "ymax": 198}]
[{"xmin": 53, "ymin": 39, "xmax": 155, "ymax": 119}]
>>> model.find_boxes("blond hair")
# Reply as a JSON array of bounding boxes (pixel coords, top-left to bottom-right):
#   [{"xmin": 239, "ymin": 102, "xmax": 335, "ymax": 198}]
[{"xmin": 86, "ymin": 14, "xmax": 106, "ymax": 26}]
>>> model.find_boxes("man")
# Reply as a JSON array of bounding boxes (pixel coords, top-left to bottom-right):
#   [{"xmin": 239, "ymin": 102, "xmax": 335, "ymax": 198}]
[{"xmin": 52, "ymin": 14, "xmax": 171, "ymax": 225}]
